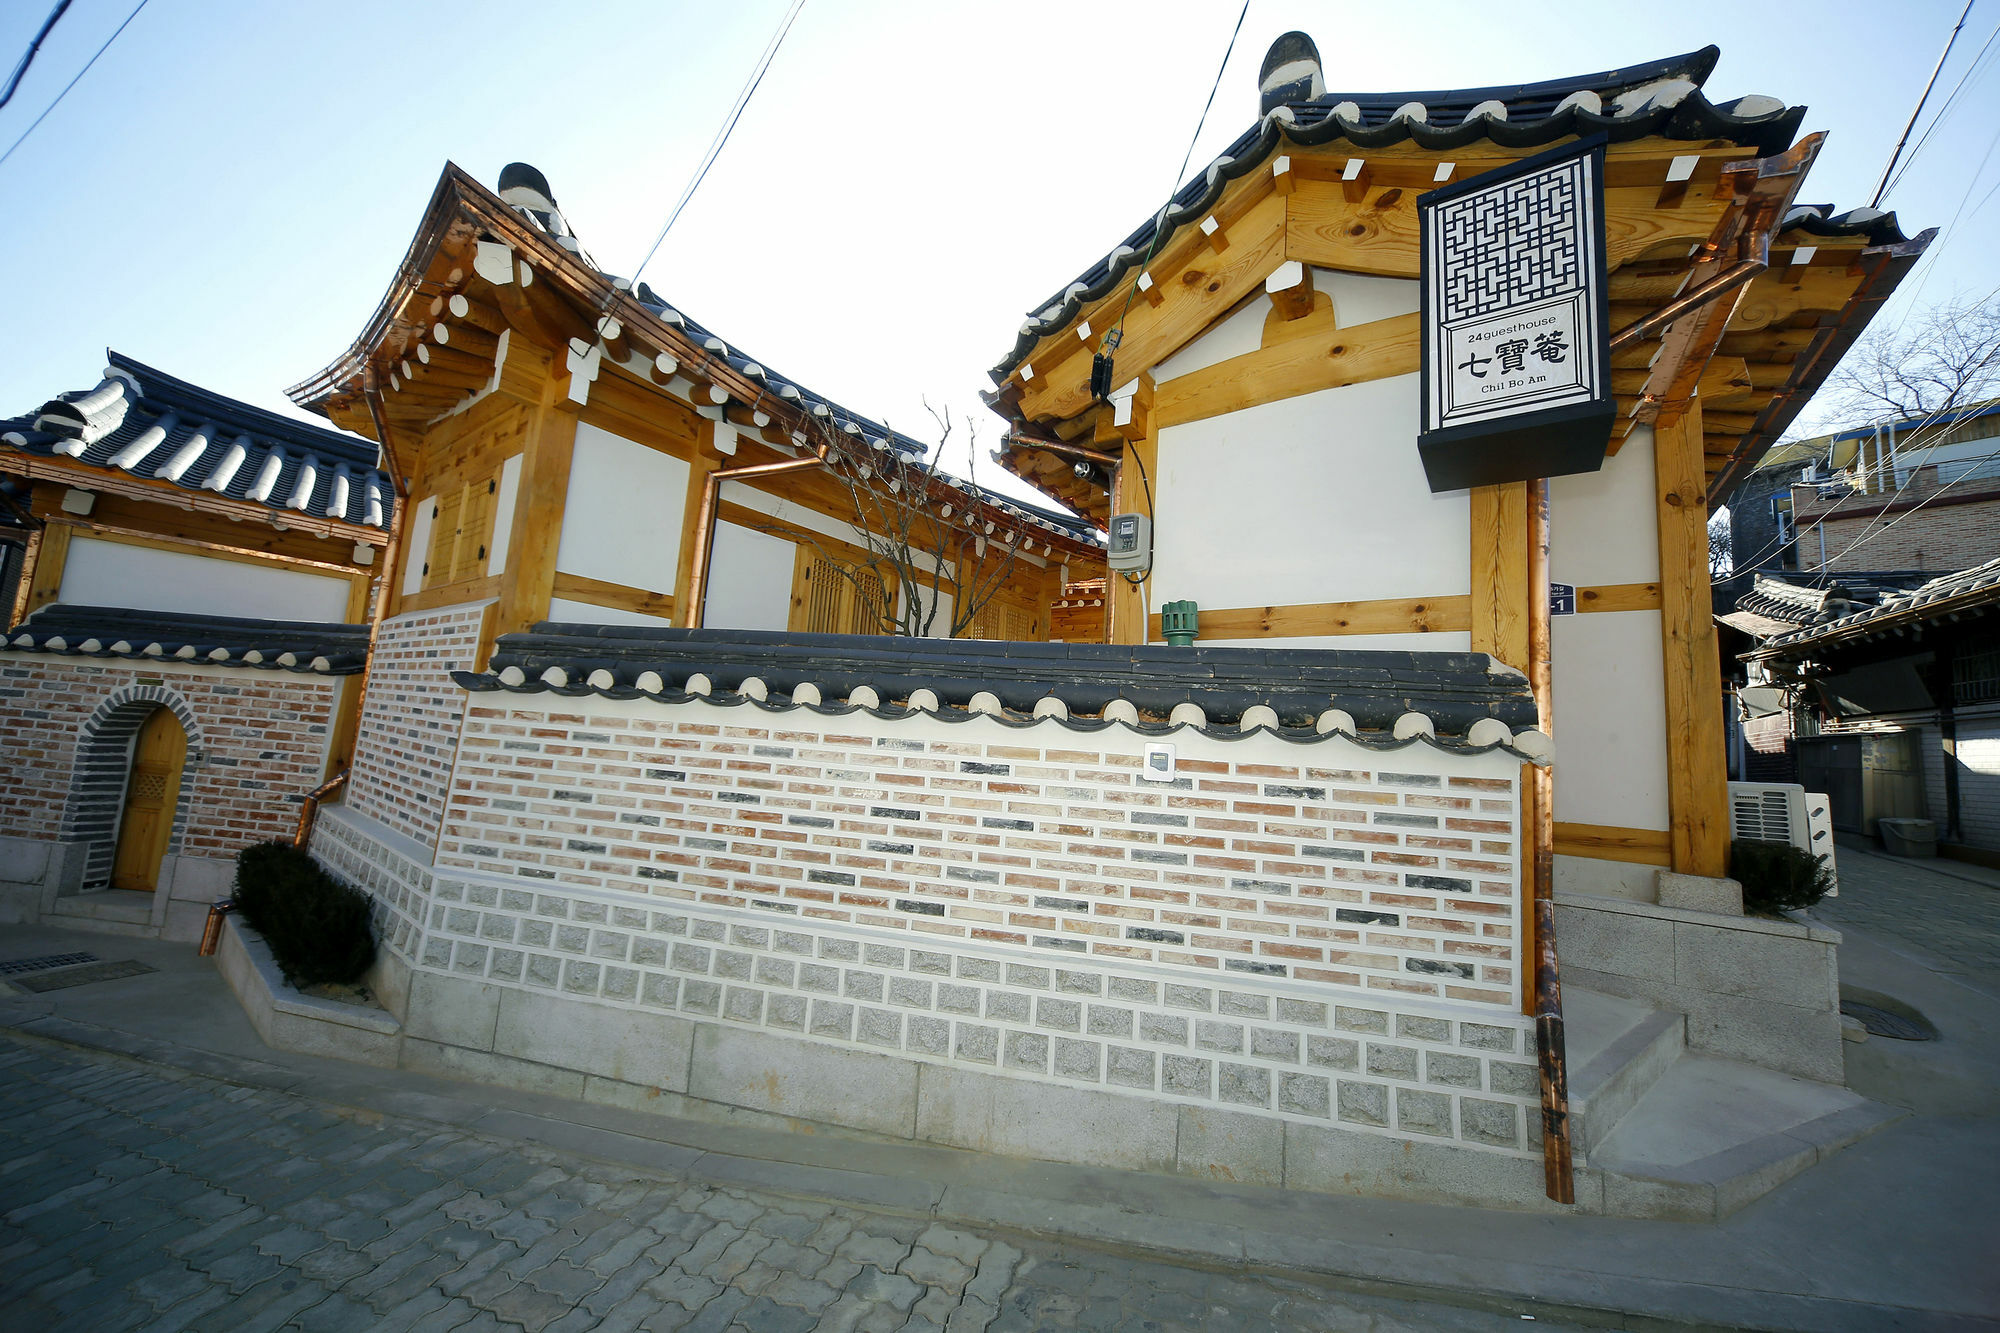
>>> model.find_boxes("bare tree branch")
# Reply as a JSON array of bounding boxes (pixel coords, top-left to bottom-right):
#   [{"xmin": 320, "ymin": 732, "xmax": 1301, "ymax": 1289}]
[{"xmin": 1821, "ymin": 292, "xmax": 2000, "ymax": 449}]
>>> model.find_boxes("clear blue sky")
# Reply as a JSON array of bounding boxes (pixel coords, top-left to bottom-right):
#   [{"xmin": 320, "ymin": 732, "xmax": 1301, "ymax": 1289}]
[{"xmin": 2, "ymin": 0, "xmax": 1995, "ymax": 496}]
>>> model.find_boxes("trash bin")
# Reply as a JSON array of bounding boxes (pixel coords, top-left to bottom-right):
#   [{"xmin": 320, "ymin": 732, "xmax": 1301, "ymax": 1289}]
[{"xmin": 1877, "ymin": 817, "xmax": 1938, "ymax": 858}]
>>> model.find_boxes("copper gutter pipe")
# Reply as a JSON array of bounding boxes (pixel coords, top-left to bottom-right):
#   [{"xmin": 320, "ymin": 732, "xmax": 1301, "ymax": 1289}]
[
  {"xmin": 1527, "ymin": 477, "xmax": 1574, "ymax": 1204},
  {"xmin": 294, "ymin": 770, "xmax": 350, "ymax": 850},
  {"xmin": 684, "ymin": 445, "xmax": 831, "ymax": 629},
  {"xmin": 1607, "ymin": 255, "xmax": 1768, "ymax": 354}
]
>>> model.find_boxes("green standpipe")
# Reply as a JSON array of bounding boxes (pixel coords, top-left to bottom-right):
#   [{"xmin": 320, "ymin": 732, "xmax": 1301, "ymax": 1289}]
[{"xmin": 1160, "ymin": 600, "xmax": 1199, "ymax": 648}]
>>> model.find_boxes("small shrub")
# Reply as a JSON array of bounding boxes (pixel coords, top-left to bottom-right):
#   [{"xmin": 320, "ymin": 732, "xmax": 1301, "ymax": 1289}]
[
  {"xmin": 1729, "ymin": 838, "xmax": 1834, "ymax": 915},
  {"xmin": 232, "ymin": 840, "xmax": 376, "ymax": 988}
]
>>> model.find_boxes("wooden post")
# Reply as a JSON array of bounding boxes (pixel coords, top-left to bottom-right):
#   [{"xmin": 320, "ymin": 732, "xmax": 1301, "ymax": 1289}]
[
  {"xmin": 21, "ymin": 519, "xmax": 70, "ymax": 620},
  {"xmin": 1655, "ymin": 397, "xmax": 1731, "ymax": 877},
  {"xmin": 1470, "ymin": 480, "xmax": 1536, "ymax": 1016},
  {"xmin": 490, "ymin": 373, "xmax": 582, "ymax": 653},
  {"xmin": 1109, "ymin": 423, "xmax": 1157, "ymax": 646}
]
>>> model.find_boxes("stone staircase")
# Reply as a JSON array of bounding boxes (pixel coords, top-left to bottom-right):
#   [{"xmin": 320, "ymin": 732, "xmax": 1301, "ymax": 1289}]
[
  {"xmin": 45, "ymin": 890, "xmax": 159, "ymax": 937},
  {"xmin": 1566, "ymin": 987, "xmax": 1901, "ymax": 1220}
]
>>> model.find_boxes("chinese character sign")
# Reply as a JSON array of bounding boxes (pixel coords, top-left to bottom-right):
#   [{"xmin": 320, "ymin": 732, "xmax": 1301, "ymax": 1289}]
[{"xmin": 1418, "ymin": 136, "xmax": 1614, "ymax": 492}]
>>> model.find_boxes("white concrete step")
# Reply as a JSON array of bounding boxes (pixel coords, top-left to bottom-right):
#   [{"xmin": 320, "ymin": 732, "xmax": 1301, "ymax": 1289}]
[
  {"xmin": 1565, "ymin": 986, "xmax": 1684, "ymax": 1156},
  {"xmin": 47, "ymin": 891, "xmax": 158, "ymax": 937},
  {"xmin": 1590, "ymin": 1053, "xmax": 1901, "ymax": 1221}
]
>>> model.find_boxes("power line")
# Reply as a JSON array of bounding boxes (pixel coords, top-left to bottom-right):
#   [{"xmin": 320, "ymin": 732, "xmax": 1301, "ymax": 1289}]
[
  {"xmin": 0, "ymin": 0, "xmax": 73, "ymax": 110},
  {"xmin": 629, "ymin": 0, "xmax": 806, "ymax": 289},
  {"xmin": 1871, "ymin": 0, "xmax": 1979, "ymax": 208},
  {"xmin": 0, "ymin": 0, "xmax": 148, "ymax": 171},
  {"xmin": 1882, "ymin": 17, "xmax": 2000, "ymax": 201}
]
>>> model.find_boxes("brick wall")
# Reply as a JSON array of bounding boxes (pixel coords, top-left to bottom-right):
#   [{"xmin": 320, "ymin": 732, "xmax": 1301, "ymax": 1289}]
[
  {"xmin": 346, "ymin": 602, "xmax": 488, "ymax": 848},
  {"xmin": 0, "ymin": 658, "xmax": 338, "ymax": 860},
  {"xmin": 435, "ymin": 705, "xmax": 1523, "ymax": 1006},
  {"xmin": 1793, "ymin": 473, "xmax": 2000, "ymax": 573}
]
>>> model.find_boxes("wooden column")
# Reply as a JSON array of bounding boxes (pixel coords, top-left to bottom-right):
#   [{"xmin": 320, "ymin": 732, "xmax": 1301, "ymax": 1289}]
[
  {"xmin": 20, "ymin": 519, "xmax": 70, "ymax": 621},
  {"xmin": 674, "ymin": 420, "xmax": 724, "ymax": 626},
  {"xmin": 1471, "ymin": 480, "xmax": 1536, "ymax": 1015},
  {"xmin": 1108, "ymin": 430, "xmax": 1157, "ymax": 646},
  {"xmin": 1469, "ymin": 482, "xmax": 1532, "ymax": 670},
  {"xmin": 488, "ymin": 374, "xmax": 581, "ymax": 657},
  {"xmin": 1655, "ymin": 397, "xmax": 1731, "ymax": 877}
]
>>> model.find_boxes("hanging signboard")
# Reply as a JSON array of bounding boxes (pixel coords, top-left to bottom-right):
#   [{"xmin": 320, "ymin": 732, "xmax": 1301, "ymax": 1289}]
[{"xmin": 1417, "ymin": 135, "xmax": 1614, "ymax": 493}]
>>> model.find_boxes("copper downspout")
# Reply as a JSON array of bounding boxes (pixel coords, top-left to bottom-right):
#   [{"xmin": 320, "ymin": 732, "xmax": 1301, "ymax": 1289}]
[
  {"xmin": 684, "ymin": 445, "xmax": 830, "ymax": 629},
  {"xmin": 294, "ymin": 770, "xmax": 350, "ymax": 850},
  {"xmin": 1527, "ymin": 477, "xmax": 1574, "ymax": 1204}
]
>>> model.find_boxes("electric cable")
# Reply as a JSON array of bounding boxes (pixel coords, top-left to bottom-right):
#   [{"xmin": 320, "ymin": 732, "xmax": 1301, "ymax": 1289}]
[
  {"xmin": 1882, "ymin": 16, "xmax": 2000, "ymax": 202},
  {"xmin": 0, "ymin": 0, "xmax": 73, "ymax": 111},
  {"xmin": 0, "ymin": 0, "xmax": 146, "ymax": 170},
  {"xmin": 628, "ymin": 0, "xmax": 805, "ymax": 290},
  {"xmin": 1871, "ymin": 0, "xmax": 1979, "ymax": 208}
]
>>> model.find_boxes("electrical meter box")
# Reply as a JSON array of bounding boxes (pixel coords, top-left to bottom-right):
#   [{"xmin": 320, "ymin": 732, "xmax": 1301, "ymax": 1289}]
[{"xmin": 1107, "ymin": 513, "xmax": 1152, "ymax": 574}]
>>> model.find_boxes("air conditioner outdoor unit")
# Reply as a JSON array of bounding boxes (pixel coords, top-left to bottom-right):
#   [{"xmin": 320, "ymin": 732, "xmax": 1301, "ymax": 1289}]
[{"xmin": 1728, "ymin": 781, "xmax": 1839, "ymax": 896}]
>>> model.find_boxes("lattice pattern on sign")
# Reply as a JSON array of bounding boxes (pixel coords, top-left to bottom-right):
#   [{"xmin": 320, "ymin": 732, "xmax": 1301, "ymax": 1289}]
[{"xmin": 1436, "ymin": 161, "xmax": 1586, "ymax": 324}]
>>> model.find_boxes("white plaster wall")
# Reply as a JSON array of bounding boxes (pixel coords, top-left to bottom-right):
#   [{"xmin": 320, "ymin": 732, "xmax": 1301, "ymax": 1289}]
[
  {"xmin": 1551, "ymin": 610, "xmax": 1670, "ymax": 832},
  {"xmin": 58, "ymin": 536, "xmax": 351, "ymax": 623},
  {"xmin": 1550, "ymin": 424, "xmax": 1659, "ymax": 586},
  {"xmin": 486, "ymin": 453, "xmax": 523, "ymax": 577},
  {"xmin": 547, "ymin": 596, "xmax": 674, "ymax": 630},
  {"xmin": 1152, "ymin": 373, "xmax": 1469, "ymax": 617},
  {"xmin": 401, "ymin": 495, "xmax": 436, "ymax": 597},
  {"xmin": 1319, "ymin": 270, "xmax": 1419, "ymax": 326},
  {"xmin": 1155, "ymin": 294, "xmax": 1271, "ymax": 382},
  {"xmin": 902, "ymin": 583, "xmax": 956, "ymax": 639},
  {"xmin": 1205, "ymin": 631, "xmax": 1473, "ymax": 654},
  {"xmin": 556, "ymin": 423, "xmax": 688, "ymax": 592},
  {"xmin": 706, "ymin": 520, "xmax": 794, "ymax": 632}
]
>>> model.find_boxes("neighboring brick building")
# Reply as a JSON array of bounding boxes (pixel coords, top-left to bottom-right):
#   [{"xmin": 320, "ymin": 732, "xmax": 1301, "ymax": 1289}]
[{"xmin": 1788, "ymin": 465, "xmax": 2000, "ymax": 573}]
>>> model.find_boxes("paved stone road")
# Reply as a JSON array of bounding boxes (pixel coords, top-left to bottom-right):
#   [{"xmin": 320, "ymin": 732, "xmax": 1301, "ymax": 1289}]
[
  {"xmin": 1815, "ymin": 847, "xmax": 2000, "ymax": 994},
  {"xmin": 0, "ymin": 1036, "xmax": 1573, "ymax": 1332}
]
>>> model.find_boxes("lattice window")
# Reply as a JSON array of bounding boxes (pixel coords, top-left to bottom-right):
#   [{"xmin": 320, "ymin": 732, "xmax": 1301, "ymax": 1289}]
[
  {"xmin": 1956, "ymin": 637, "xmax": 2000, "ymax": 705},
  {"xmin": 791, "ymin": 550, "xmax": 887, "ymax": 636}
]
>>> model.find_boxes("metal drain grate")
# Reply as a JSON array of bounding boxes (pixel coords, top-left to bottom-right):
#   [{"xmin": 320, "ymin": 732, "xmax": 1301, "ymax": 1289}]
[
  {"xmin": 1841, "ymin": 1000, "xmax": 1937, "ymax": 1041},
  {"xmin": 11, "ymin": 960, "xmax": 156, "ymax": 993},
  {"xmin": 0, "ymin": 952, "xmax": 100, "ymax": 977}
]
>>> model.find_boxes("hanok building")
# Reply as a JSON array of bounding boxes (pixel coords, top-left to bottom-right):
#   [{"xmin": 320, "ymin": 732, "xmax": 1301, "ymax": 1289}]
[
  {"xmin": 251, "ymin": 36, "xmax": 1928, "ymax": 1215},
  {"xmin": 0, "ymin": 354, "xmax": 386, "ymax": 938}
]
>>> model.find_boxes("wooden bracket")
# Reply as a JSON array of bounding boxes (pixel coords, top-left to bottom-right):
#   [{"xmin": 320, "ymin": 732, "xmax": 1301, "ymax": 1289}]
[
  {"xmin": 1341, "ymin": 158, "xmax": 1371, "ymax": 203},
  {"xmin": 1273, "ymin": 155, "xmax": 1295, "ymax": 197},
  {"xmin": 1266, "ymin": 261, "xmax": 1314, "ymax": 322},
  {"xmin": 1785, "ymin": 246, "xmax": 1817, "ymax": 287},
  {"xmin": 1136, "ymin": 272, "xmax": 1163, "ymax": 308},
  {"xmin": 1199, "ymin": 215, "xmax": 1228, "ymax": 253},
  {"xmin": 1656, "ymin": 154, "xmax": 1700, "ymax": 209}
]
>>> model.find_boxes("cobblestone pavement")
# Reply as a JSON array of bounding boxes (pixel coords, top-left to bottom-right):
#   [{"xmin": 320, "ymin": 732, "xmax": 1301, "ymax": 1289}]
[
  {"xmin": 0, "ymin": 1036, "xmax": 1577, "ymax": 1333},
  {"xmin": 1815, "ymin": 847, "xmax": 2000, "ymax": 989}
]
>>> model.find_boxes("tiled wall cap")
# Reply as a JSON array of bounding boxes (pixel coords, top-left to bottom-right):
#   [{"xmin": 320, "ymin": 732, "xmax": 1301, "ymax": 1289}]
[
  {"xmin": 739, "ymin": 676, "xmax": 769, "ymax": 701},
  {"xmin": 109, "ymin": 640, "xmax": 132, "ymax": 654},
  {"xmin": 686, "ymin": 673, "xmax": 712, "ymax": 697},
  {"xmin": 1512, "ymin": 729, "xmax": 1555, "ymax": 762},
  {"xmin": 44, "ymin": 636, "xmax": 68, "ymax": 651},
  {"xmin": 968, "ymin": 690, "xmax": 1004, "ymax": 716},
  {"xmin": 1032, "ymin": 696, "xmax": 1069, "ymax": 719},
  {"xmin": 1392, "ymin": 712, "xmax": 1436, "ymax": 740},
  {"xmin": 907, "ymin": 688, "xmax": 940, "ymax": 712},
  {"xmin": 1103, "ymin": 699, "xmax": 1140, "ymax": 725},
  {"xmin": 175, "ymin": 645, "xmax": 198, "ymax": 659},
  {"xmin": 587, "ymin": 669, "xmax": 616, "ymax": 690},
  {"xmin": 276, "ymin": 652, "xmax": 298, "ymax": 667},
  {"xmin": 1466, "ymin": 717, "xmax": 1515, "ymax": 748},
  {"xmin": 539, "ymin": 666, "xmax": 568, "ymax": 687},
  {"xmin": 241, "ymin": 649, "xmax": 263, "ymax": 663},
  {"xmin": 635, "ymin": 670, "xmax": 665, "ymax": 693},
  {"xmin": 143, "ymin": 643, "xmax": 165, "ymax": 656},
  {"xmin": 1169, "ymin": 701, "xmax": 1208, "ymax": 729},
  {"xmin": 310, "ymin": 656, "xmax": 332, "ymax": 672},
  {"xmin": 848, "ymin": 685, "xmax": 880, "ymax": 709},
  {"xmin": 499, "ymin": 665, "xmax": 527, "ymax": 687},
  {"xmin": 1239, "ymin": 704, "xmax": 1280, "ymax": 732},
  {"xmin": 79, "ymin": 638, "xmax": 103, "ymax": 653},
  {"xmin": 1316, "ymin": 708, "xmax": 1356, "ymax": 735},
  {"xmin": 208, "ymin": 647, "xmax": 231, "ymax": 662},
  {"xmin": 791, "ymin": 682, "xmax": 822, "ymax": 706}
]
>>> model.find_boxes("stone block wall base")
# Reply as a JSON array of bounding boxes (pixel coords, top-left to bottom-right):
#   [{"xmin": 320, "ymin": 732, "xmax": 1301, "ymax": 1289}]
[
  {"xmin": 1657, "ymin": 872, "xmax": 1744, "ymax": 916},
  {"xmin": 215, "ymin": 917, "xmax": 403, "ymax": 1068}
]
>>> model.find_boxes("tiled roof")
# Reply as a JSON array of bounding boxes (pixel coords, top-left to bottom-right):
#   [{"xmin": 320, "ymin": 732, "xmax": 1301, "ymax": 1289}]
[
  {"xmin": 1752, "ymin": 557, "xmax": 2000, "ymax": 655},
  {"xmin": 991, "ymin": 37, "xmax": 1911, "ymax": 382},
  {"xmin": 1, "ymin": 353, "xmax": 392, "ymax": 531},
  {"xmin": 451, "ymin": 625, "xmax": 1551, "ymax": 761},
  {"xmin": 3, "ymin": 606, "xmax": 370, "ymax": 674},
  {"xmin": 491, "ymin": 166, "xmax": 1100, "ymax": 548}
]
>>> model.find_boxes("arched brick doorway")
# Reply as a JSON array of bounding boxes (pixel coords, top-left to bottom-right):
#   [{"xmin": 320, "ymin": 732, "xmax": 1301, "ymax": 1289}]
[{"xmin": 60, "ymin": 684, "xmax": 204, "ymax": 891}]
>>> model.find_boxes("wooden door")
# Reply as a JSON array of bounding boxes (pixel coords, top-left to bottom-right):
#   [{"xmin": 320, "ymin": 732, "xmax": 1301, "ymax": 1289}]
[{"xmin": 110, "ymin": 709, "xmax": 186, "ymax": 893}]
